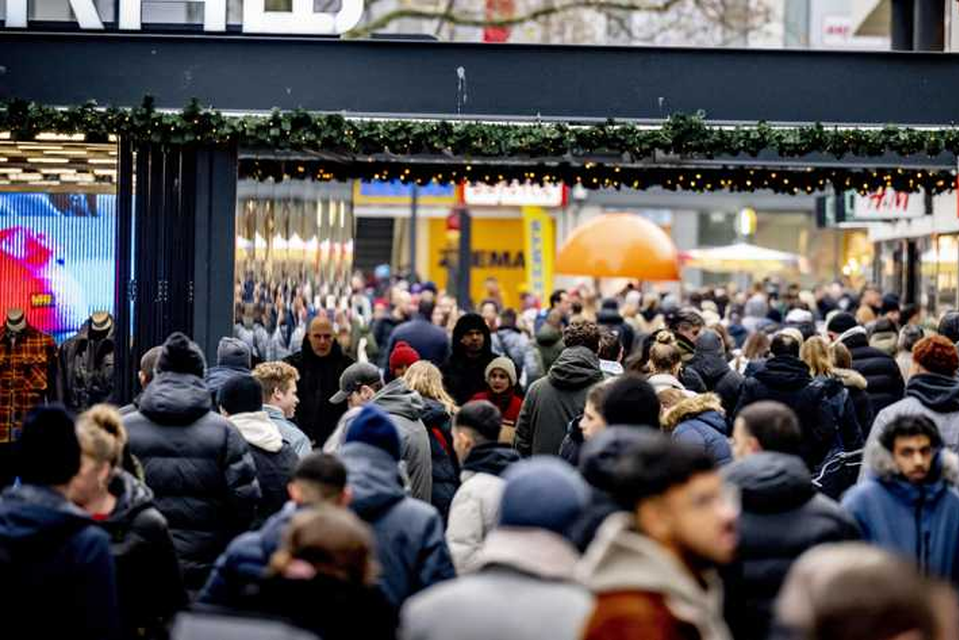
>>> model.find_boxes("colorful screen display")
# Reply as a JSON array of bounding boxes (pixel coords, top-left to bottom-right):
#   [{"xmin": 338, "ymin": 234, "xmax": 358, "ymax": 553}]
[{"xmin": 0, "ymin": 193, "xmax": 116, "ymax": 342}]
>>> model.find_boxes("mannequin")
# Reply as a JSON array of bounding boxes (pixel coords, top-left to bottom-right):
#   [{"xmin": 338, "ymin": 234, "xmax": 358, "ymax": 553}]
[
  {"xmin": 57, "ymin": 311, "xmax": 117, "ymax": 413},
  {"xmin": 5, "ymin": 308, "xmax": 26, "ymax": 334},
  {"xmin": 0, "ymin": 307, "xmax": 57, "ymax": 487}
]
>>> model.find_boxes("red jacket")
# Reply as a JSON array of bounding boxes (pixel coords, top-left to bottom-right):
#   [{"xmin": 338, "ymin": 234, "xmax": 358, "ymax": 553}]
[{"xmin": 470, "ymin": 389, "xmax": 523, "ymax": 431}]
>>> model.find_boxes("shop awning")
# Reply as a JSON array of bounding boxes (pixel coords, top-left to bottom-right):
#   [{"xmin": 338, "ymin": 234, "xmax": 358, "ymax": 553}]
[
  {"xmin": 680, "ymin": 242, "xmax": 803, "ymax": 273},
  {"xmin": 555, "ymin": 213, "xmax": 680, "ymax": 280}
]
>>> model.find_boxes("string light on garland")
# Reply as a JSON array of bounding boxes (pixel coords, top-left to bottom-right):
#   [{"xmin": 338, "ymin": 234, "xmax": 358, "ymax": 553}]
[{"xmin": 2, "ymin": 98, "xmax": 957, "ymax": 193}]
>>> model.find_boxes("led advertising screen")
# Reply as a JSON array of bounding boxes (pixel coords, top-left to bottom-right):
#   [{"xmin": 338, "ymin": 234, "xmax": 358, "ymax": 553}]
[{"xmin": 0, "ymin": 193, "xmax": 116, "ymax": 342}]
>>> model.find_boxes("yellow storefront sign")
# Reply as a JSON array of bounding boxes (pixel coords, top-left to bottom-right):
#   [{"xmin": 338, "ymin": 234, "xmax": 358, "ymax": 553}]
[{"xmin": 522, "ymin": 206, "xmax": 554, "ymax": 307}]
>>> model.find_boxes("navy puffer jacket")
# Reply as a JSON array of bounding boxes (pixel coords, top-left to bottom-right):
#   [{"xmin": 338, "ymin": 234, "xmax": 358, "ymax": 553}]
[
  {"xmin": 840, "ymin": 328, "xmax": 905, "ymax": 415},
  {"xmin": 662, "ymin": 393, "xmax": 733, "ymax": 466},
  {"xmin": 420, "ymin": 398, "xmax": 460, "ymax": 523},
  {"xmin": 124, "ymin": 372, "xmax": 261, "ymax": 589}
]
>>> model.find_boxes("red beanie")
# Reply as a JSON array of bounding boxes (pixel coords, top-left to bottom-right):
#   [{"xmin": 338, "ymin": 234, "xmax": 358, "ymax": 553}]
[{"xmin": 390, "ymin": 341, "xmax": 420, "ymax": 372}]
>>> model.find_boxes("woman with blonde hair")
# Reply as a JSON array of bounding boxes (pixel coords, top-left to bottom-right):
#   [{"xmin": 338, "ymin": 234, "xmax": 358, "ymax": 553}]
[
  {"xmin": 404, "ymin": 360, "xmax": 460, "ymax": 521},
  {"xmin": 68, "ymin": 404, "xmax": 186, "ymax": 639}
]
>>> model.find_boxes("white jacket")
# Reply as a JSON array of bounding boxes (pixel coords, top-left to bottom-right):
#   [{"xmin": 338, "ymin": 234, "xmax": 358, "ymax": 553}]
[{"xmin": 446, "ymin": 470, "xmax": 506, "ymax": 574}]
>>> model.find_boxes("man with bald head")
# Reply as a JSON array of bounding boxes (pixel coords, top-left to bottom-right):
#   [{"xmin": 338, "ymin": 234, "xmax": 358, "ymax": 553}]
[{"xmin": 284, "ymin": 313, "xmax": 354, "ymax": 447}]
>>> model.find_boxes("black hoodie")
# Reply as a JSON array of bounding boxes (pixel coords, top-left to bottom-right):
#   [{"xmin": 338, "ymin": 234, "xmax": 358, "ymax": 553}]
[
  {"xmin": 906, "ymin": 373, "xmax": 959, "ymax": 413},
  {"xmin": 442, "ymin": 313, "xmax": 495, "ymax": 405},
  {"xmin": 99, "ymin": 471, "xmax": 187, "ymax": 637},
  {"xmin": 462, "ymin": 442, "xmax": 521, "ymax": 476},
  {"xmin": 722, "ymin": 452, "xmax": 860, "ymax": 640},
  {"xmin": 284, "ymin": 336, "xmax": 354, "ymax": 445}
]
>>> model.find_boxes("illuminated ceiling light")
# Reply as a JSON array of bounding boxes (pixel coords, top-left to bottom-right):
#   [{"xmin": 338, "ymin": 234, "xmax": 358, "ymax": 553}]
[
  {"xmin": 40, "ymin": 167, "xmax": 75, "ymax": 174},
  {"xmin": 42, "ymin": 149, "xmax": 89, "ymax": 156},
  {"xmin": 35, "ymin": 133, "xmax": 86, "ymax": 141},
  {"xmin": 28, "ymin": 181, "xmax": 60, "ymax": 186},
  {"xmin": 87, "ymin": 158, "xmax": 116, "ymax": 165},
  {"xmin": 26, "ymin": 157, "xmax": 68, "ymax": 164},
  {"xmin": 93, "ymin": 169, "xmax": 117, "ymax": 176},
  {"xmin": 0, "ymin": 168, "xmax": 22, "ymax": 174},
  {"xmin": 0, "ymin": 132, "xmax": 11, "ymax": 139},
  {"xmin": 18, "ymin": 144, "xmax": 64, "ymax": 150},
  {"xmin": 12, "ymin": 173, "xmax": 44, "ymax": 180},
  {"xmin": 0, "ymin": 157, "xmax": 6, "ymax": 162}
]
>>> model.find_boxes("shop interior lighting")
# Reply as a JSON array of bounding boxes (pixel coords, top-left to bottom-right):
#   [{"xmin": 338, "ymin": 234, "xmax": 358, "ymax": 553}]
[
  {"xmin": 26, "ymin": 156, "xmax": 69, "ymax": 163},
  {"xmin": 87, "ymin": 158, "xmax": 116, "ymax": 165},
  {"xmin": 18, "ymin": 144, "xmax": 64, "ymax": 151},
  {"xmin": 42, "ymin": 149, "xmax": 89, "ymax": 156},
  {"xmin": 11, "ymin": 172, "xmax": 43, "ymax": 180},
  {"xmin": 35, "ymin": 133, "xmax": 86, "ymax": 141},
  {"xmin": 93, "ymin": 168, "xmax": 117, "ymax": 176},
  {"xmin": 39, "ymin": 167, "xmax": 75, "ymax": 174},
  {"xmin": 0, "ymin": 168, "xmax": 21, "ymax": 174}
]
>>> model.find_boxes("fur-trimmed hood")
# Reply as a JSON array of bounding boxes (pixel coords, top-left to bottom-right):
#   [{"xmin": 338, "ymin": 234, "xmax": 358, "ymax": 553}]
[
  {"xmin": 863, "ymin": 437, "xmax": 959, "ymax": 485},
  {"xmin": 833, "ymin": 367, "xmax": 868, "ymax": 391},
  {"xmin": 662, "ymin": 393, "xmax": 724, "ymax": 432}
]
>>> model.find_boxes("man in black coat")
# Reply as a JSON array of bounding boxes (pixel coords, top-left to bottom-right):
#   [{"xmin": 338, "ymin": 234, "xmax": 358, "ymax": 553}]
[
  {"xmin": 442, "ymin": 313, "xmax": 495, "ymax": 406},
  {"xmin": 732, "ymin": 332, "xmax": 830, "ymax": 466},
  {"xmin": 723, "ymin": 401, "xmax": 860, "ymax": 640},
  {"xmin": 828, "ymin": 311, "xmax": 905, "ymax": 415},
  {"xmin": 386, "ymin": 299, "xmax": 451, "ymax": 368},
  {"xmin": 284, "ymin": 314, "xmax": 354, "ymax": 447},
  {"xmin": 125, "ymin": 332, "xmax": 261, "ymax": 591}
]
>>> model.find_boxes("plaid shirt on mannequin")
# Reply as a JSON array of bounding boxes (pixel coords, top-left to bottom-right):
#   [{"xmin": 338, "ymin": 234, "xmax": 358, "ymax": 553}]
[{"xmin": 0, "ymin": 325, "xmax": 57, "ymax": 443}]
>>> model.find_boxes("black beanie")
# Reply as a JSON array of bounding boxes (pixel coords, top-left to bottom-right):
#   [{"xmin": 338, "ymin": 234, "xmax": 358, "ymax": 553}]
[
  {"xmin": 157, "ymin": 331, "xmax": 207, "ymax": 377},
  {"xmin": 18, "ymin": 405, "xmax": 80, "ymax": 486},
  {"xmin": 827, "ymin": 312, "xmax": 858, "ymax": 336},
  {"xmin": 218, "ymin": 374, "xmax": 264, "ymax": 415}
]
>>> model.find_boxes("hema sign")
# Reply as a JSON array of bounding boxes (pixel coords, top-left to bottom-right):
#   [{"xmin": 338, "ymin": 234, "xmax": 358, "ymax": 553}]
[{"xmin": 3, "ymin": 0, "xmax": 364, "ymax": 34}]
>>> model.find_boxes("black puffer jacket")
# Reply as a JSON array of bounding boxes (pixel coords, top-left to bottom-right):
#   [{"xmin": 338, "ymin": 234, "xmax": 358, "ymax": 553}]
[
  {"xmin": 284, "ymin": 338, "xmax": 353, "ymax": 446},
  {"xmin": 514, "ymin": 346, "xmax": 604, "ymax": 457},
  {"xmin": 124, "ymin": 372, "xmax": 261, "ymax": 590},
  {"xmin": 569, "ymin": 426, "xmax": 656, "ymax": 551},
  {"xmin": 722, "ymin": 452, "xmax": 860, "ymax": 640},
  {"xmin": 687, "ymin": 331, "xmax": 743, "ymax": 422},
  {"xmin": 99, "ymin": 470, "xmax": 187, "ymax": 638},
  {"xmin": 442, "ymin": 314, "xmax": 495, "ymax": 406},
  {"xmin": 420, "ymin": 398, "xmax": 460, "ymax": 523},
  {"xmin": 841, "ymin": 328, "xmax": 905, "ymax": 415}
]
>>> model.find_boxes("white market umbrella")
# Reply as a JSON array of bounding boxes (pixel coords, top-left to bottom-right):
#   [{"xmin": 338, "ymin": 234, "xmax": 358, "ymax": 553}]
[{"xmin": 680, "ymin": 242, "xmax": 804, "ymax": 274}]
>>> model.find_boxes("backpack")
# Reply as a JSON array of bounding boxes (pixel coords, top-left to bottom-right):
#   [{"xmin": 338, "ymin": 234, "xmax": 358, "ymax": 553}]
[{"xmin": 808, "ymin": 378, "xmax": 862, "ymax": 500}]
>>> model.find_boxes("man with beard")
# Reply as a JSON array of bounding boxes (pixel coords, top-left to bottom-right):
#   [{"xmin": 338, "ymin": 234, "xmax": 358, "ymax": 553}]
[
  {"xmin": 578, "ymin": 432, "xmax": 738, "ymax": 640},
  {"xmin": 284, "ymin": 315, "xmax": 353, "ymax": 447}
]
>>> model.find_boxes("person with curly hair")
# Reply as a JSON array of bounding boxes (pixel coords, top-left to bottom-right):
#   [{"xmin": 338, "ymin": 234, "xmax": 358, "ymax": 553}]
[
  {"xmin": 514, "ymin": 321, "xmax": 604, "ymax": 457},
  {"xmin": 863, "ymin": 334, "xmax": 959, "ymax": 477}
]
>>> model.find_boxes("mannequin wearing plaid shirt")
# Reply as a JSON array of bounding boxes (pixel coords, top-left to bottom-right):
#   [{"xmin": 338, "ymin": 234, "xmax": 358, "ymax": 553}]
[{"xmin": 0, "ymin": 318, "xmax": 57, "ymax": 486}]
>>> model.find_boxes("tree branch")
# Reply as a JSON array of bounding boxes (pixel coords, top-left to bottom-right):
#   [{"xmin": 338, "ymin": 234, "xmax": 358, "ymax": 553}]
[{"xmin": 348, "ymin": 0, "xmax": 684, "ymax": 37}]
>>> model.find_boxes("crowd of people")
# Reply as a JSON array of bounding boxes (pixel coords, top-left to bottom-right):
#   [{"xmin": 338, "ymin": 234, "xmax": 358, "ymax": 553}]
[{"xmin": 4, "ymin": 274, "xmax": 959, "ymax": 640}]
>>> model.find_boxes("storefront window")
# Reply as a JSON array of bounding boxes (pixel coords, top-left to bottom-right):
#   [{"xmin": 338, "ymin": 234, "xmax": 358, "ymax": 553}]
[
  {"xmin": 937, "ymin": 235, "xmax": 958, "ymax": 313},
  {"xmin": 0, "ymin": 140, "xmax": 118, "ymax": 342},
  {"xmin": 234, "ymin": 178, "xmax": 354, "ymax": 361}
]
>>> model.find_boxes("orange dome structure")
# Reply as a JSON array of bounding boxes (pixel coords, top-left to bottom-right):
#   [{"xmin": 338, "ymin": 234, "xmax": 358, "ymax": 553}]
[{"xmin": 555, "ymin": 213, "xmax": 680, "ymax": 280}]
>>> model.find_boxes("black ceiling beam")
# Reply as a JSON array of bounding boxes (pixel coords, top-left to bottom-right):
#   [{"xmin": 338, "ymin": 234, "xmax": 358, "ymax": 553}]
[{"xmin": 3, "ymin": 30, "xmax": 959, "ymax": 126}]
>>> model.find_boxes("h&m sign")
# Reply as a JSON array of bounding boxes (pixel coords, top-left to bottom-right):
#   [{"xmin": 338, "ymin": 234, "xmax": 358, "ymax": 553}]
[{"xmin": 3, "ymin": 0, "xmax": 364, "ymax": 34}]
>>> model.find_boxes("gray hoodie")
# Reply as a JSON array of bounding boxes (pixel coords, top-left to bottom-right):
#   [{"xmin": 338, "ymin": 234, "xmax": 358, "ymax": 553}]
[
  {"xmin": 577, "ymin": 513, "xmax": 732, "ymax": 640},
  {"xmin": 326, "ymin": 378, "xmax": 433, "ymax": 503}
]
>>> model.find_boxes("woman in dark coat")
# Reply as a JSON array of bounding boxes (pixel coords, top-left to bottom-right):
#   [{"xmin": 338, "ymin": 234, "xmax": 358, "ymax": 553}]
[
  {"xmin": 404, "ymin": 361, "xmax": 461, "ymax": 523},
  {"xmin": 234, "ymin": 505, "xmax": 397, "ymax": 640},
  {"xmin": 69, "ymin": 404, "xmax": 187, "ymax": 639}
]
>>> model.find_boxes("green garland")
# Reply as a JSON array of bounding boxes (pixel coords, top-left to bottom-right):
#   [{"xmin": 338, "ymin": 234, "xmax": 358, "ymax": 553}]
[{"xmin": 1, "ymin": 97, "xmax": 957, "ymax": 193}]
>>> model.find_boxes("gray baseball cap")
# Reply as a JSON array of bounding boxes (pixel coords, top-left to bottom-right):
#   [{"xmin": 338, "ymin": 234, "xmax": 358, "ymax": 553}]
[{"xmin": 329, "ymin": 362, "xmax": 383, "ymax": 404}]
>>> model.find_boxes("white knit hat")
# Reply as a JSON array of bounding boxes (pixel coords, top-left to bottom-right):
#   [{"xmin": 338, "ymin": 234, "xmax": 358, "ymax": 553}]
[{"xmin": 485, "ymin": 356, "xmax": 517, "ymax": 387}]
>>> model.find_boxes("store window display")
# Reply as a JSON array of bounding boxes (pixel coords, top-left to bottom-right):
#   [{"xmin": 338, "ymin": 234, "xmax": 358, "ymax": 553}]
[
  {"xmin": 0, "ymin": 307, "xmax": 58, "ymax": 486},
  {"xmin": 57, "ymin": 311, "xmax": 116, "ymax": 413}
]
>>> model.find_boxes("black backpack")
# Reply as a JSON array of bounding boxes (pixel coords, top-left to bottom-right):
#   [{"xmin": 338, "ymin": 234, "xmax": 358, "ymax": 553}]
[{"xmin": 808, "ymin": 379, "xmax": 862, "ymax": 500}]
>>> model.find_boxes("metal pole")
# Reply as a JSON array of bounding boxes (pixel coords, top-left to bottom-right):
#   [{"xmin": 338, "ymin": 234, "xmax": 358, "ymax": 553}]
[
  {"xmin": 913, "ymin": 0, "xmax": 944, "ymax": 51},
  {"xmin": 458, "ymin": 206, "xmax": 472, "ymax": 310},
  {"xmin": 410, "ymin": 184, "xmax": 418, "ymax": 280},
  {"xmin": 891, "ymin": 0, "xmax": 915, "ymax": 50}
]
